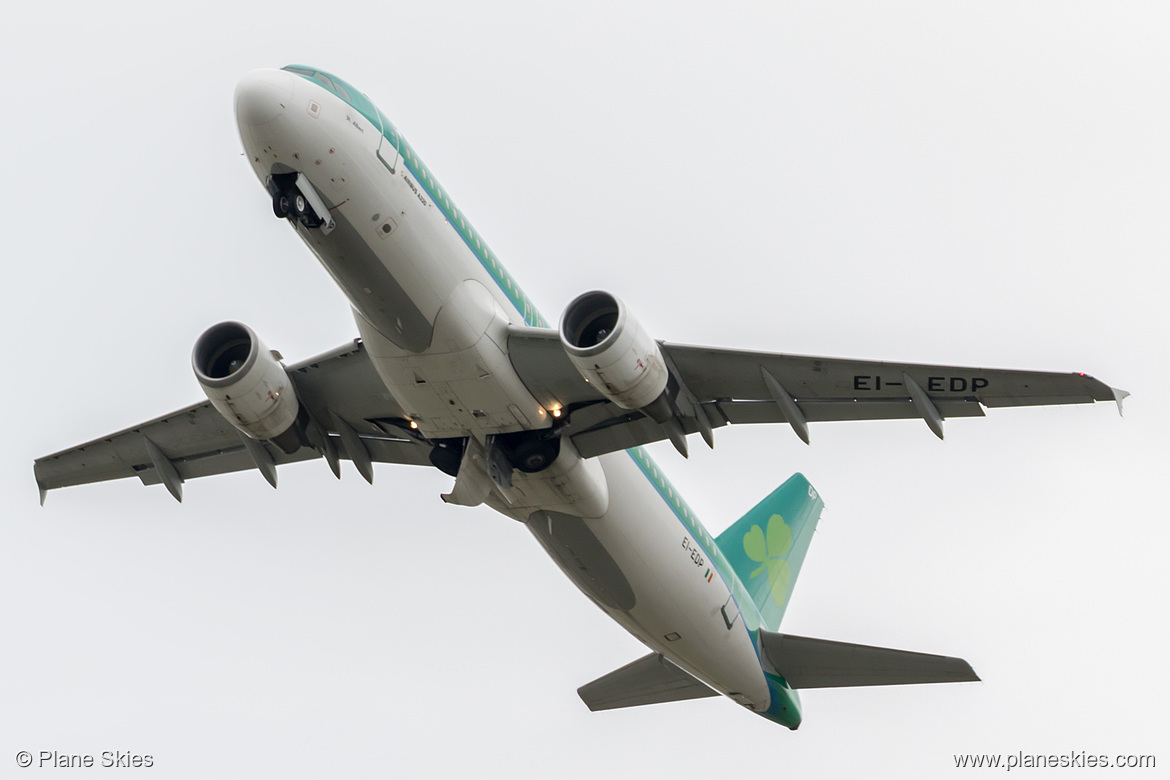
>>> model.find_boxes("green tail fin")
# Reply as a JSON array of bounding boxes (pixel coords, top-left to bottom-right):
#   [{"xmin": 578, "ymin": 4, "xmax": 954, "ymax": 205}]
[{"xmin": 715, "ymin": 473, "xmax": 824, "ymax": 631}]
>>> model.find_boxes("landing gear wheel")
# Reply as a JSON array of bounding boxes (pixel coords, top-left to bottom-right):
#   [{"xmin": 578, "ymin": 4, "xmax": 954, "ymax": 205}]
[
  {"xmin": 509, "ymin": 436, "xmax": 561, "ymax": 473},
  {"xmin": 272, "ymin": 193, "xmax": 290, "ymax": 219},
  {"xmin": 290, "ymin": 190, "xmax": 310, "ymax": 220},
  {"xmin": 266, "ymin": 172, "xmax": 298, "ymax": 221}
]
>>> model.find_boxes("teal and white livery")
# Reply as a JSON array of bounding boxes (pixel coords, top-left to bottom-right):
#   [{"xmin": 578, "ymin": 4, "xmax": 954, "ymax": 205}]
[{"xmin": 34, "ymin": 67, "xmax": 1127, "ymax": 729}]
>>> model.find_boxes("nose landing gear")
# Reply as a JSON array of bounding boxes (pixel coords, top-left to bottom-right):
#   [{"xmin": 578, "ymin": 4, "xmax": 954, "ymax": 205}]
[
  {"xmin": 266, "ymin": 172, "xmax": 334, "ymax": 233},
  {"xmin": 272, "ymin": 191, "xmax": 291, "ymax": 219}
]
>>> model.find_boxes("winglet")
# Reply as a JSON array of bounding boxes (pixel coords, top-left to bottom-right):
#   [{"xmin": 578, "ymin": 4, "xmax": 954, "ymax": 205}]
[
  {"xmin": 1112, "ymin": 387, "xmax": 1130, "ymax": 417},
  {"xmin": 33, "ymin": 461, "xmax": 50, "ymax": 506}
]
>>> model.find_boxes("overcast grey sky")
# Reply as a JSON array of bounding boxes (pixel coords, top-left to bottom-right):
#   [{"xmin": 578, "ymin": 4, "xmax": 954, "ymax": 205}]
[{"xmin": 3, "ymin": 2, "xmax": 1166, "ymax": 777}]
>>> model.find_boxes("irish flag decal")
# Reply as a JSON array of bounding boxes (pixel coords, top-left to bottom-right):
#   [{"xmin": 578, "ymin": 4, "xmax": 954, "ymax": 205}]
[{"xmin": 705, "ymin": 569, "xmax": 714, "ymax": 583}]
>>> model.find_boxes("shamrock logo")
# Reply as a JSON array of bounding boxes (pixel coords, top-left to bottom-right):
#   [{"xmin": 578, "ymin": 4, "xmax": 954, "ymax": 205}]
[{"xmin": 743, "ymin": 514, "xmax": 793, "ymax": 608}]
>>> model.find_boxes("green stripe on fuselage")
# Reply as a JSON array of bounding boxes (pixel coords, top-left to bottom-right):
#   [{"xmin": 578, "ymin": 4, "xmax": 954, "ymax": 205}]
[
  {"xmin": 625, "ymin": 447, "xmax": 763, "ymax": 633},
  {"xmin": 285, "ymin": 66, "xmax": 549, "ymax": 329}
]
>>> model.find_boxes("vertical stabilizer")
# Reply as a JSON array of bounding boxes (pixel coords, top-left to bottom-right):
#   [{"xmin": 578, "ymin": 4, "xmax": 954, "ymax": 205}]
[{"xmin": 715, "ymin": 474, "xmax": 823, "ymax": 631}]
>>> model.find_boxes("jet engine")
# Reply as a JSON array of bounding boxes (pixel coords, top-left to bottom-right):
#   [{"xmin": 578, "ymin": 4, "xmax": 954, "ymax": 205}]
[
  {"xmin": 192, "ymin": 321, "xmax": 303, "ymax": 453},
  {"xmin": 559, "ymin": 291, "xmax": 673, "ymax": 422}
]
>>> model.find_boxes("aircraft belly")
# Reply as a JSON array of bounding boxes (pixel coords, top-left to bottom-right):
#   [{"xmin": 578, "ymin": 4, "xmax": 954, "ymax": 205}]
[
  {"xmin": 295, "ymin": 210, "xmax": 434, "ymax": 352},
  {"xmin": 310, "ymin": 135, "xmax": 520, "ymax": 353},
  {"xmin": 526, "ymin": 509, "xmax": 636, "ymax": 611},
  {"xmin": 357, "ymin": 279, "xmax": 553, "ymax": 438},
  {"xmin": 533, "ymin": 452, "xmax": 771, "ymax": 710}
]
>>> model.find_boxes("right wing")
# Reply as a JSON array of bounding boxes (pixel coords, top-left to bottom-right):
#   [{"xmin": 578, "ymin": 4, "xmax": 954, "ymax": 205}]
[
  {"xmin": 507, "ymin": 328, "xmax": 1127, "ymax": 458},
  {"xmin": 34, "ymin": 340, "xmax": 431, "ymax": 503}
]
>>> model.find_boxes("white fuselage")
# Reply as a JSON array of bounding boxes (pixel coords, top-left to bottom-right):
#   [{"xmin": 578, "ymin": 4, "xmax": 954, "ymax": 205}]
[{"xmin": 235, "ymin": 68, "xmax": 772, "ymax": 712}]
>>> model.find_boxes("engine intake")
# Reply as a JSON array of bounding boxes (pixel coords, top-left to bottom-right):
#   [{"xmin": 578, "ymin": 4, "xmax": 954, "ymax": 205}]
[
  {"xmin": 559, "ymin": 291, "xmax": 672, "ymax": 421},
  {"xmin": 193, "ymin": 321, "xmax": 302, "ymax": 453}
]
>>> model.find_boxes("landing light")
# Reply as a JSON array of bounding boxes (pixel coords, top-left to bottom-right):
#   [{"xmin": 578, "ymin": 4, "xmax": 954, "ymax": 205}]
[{"xmin": 410, "ymin": 421, "xmax": 418, "ymax": 429}]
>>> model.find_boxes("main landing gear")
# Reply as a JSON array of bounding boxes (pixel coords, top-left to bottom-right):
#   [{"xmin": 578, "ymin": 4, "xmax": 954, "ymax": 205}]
[{"xmin": 381, "ymin": 418, "xmax": 563, "ymax": 482}]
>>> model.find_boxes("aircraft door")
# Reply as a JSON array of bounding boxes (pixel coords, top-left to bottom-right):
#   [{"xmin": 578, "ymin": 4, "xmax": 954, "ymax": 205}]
[{"xmin": 377, "ymin": 114, "xmax": 401, "ymax": 174}]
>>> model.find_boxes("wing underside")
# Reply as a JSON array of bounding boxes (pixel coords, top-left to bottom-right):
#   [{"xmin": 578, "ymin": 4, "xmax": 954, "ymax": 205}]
[
  {"xmin": 34, "ymin": 340, "xmax": 430, "ymax": 502},
  {"xmin": 36, "ymin": 328, "xmax": 1126, "ymax": 500},
  {"xmin": 507, "ymin": 328, "xmax": 1125, "ymax": 458}
]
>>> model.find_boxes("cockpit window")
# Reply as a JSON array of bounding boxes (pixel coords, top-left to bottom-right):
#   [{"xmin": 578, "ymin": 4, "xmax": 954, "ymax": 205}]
[
  {"xmin": 279, "ymin": 65, "xmax": 393, "ymax": 140},
  {"xmin": 327, "ymin": 79, "xmax": 350, "ymax": 101},
  {"xmin": 282, "ymin": 65, "xmax": 355, "ymax": 103},
  {"xmin": 309, "ymin": 72, "xmax": 351, "ymax": 102}
]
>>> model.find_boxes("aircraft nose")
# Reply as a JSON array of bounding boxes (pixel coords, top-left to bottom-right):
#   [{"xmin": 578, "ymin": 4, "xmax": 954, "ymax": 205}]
[{"xmin": 235, "ymin": 69, "xmax": 294, "ymax": 127}]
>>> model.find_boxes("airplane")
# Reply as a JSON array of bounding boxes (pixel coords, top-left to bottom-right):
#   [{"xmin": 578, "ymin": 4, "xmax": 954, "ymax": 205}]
[{"xmin": 33, "ymin": 66, "xmax": 1127, "ymax": 730}]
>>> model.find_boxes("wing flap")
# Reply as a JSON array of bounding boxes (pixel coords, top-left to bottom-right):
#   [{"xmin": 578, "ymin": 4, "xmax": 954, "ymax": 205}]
[
  {"xmin": 577, "ymin": 652, "xmax": 718, "ymax": 711},
  {"xmin": 759, "ymin": 631, "xmax": 979, "ymax": 689},
  {"xmin": 714, "ymin": 398, "xmax": 987, "ymax": 424},
  {"xmin": 128, "ymin": 435, "xmax": 431, "ymax": 487}
]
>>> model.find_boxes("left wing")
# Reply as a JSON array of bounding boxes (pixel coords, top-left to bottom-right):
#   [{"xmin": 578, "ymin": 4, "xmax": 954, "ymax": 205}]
[
  {"xmin": 508, "ymin": 328, "xmax": 1126, "ymax": 458},
  {"xmin": 34, "ymin": 340, "xmax": 431, "ymax": 503}
]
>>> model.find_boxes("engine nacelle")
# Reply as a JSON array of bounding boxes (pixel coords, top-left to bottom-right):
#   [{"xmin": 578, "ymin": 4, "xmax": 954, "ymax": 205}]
[
  {"xmin": 559, "ymin": 291, "xmax": 672, "ymax": 421},
  {"xmin": 192, "ymin": 321, "xmax": 301, "ymax": 452}
]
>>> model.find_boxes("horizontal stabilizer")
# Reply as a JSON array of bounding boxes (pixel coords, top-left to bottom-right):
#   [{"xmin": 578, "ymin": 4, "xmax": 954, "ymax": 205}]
[
  {"xmin": 578, "ymin": 653, "xmax": 718, "ymax": 711},
  {"xmin": 760, "ymin": 631, "xmax": 979, "ymax": 689}
]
